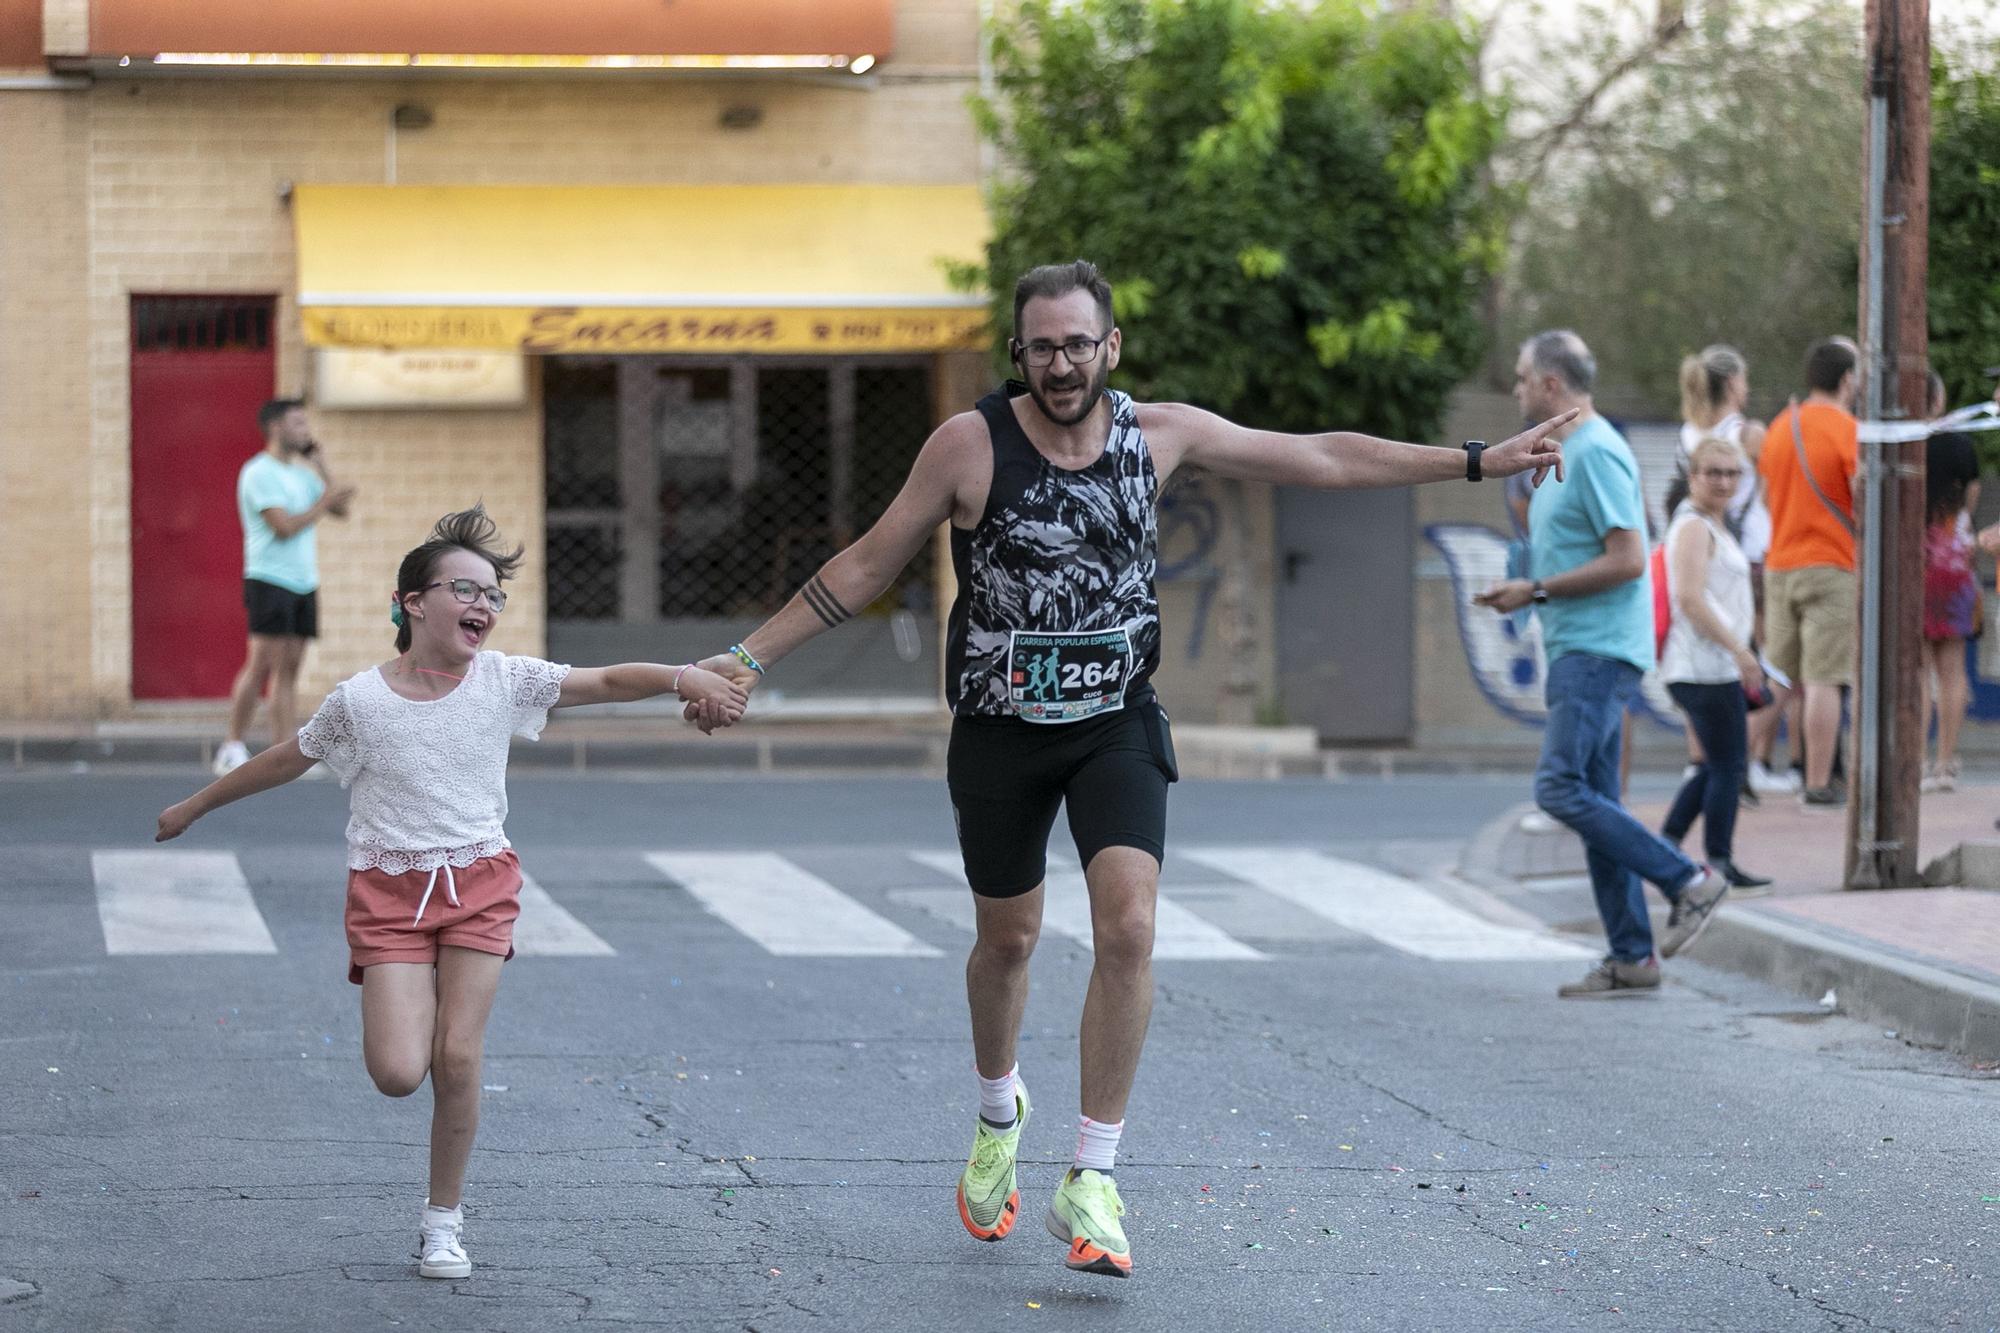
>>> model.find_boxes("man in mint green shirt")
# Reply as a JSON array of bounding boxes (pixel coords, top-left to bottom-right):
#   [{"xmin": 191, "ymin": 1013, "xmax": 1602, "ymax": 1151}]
[
  {"xmin": 1478, "ymin": 331, "xmax": 1725, "ymax": 998},
  {"xmin": 214, "ymin": 398, "xmax": 355, "ymax": 775}
]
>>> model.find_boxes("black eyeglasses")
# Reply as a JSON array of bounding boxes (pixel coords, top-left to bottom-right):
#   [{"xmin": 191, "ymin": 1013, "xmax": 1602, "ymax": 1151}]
[
  {"xmin": 1014, "ymin": 335, "xmax": 1111, "ymax": 368},
  {"xmin": 420, "ymin": 578, "xmax": 508, "ymax": 612}
]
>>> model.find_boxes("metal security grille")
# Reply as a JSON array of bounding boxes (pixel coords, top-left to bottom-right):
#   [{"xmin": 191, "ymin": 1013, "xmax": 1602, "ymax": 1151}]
[
  {"xmin": 544, "ymin": 357, "xmax": 938, "ymax": 688},
  {"xmin": 544, "ymin": 361, "xmax": 621, "ymax": 620},
  {"xmin": 131, "ymin": 296, "xmax": 273, "ymax": 353}
]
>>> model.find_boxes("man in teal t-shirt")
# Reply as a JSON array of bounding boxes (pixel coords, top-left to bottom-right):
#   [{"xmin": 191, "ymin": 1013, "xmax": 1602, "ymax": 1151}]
[
  {"xmin": 214, "ymin": 398, "xmax": 355, "ymax": 775},
  {"xmin": 1478, "ymin": 330, "xmax": 1725, "ymax": 998}
]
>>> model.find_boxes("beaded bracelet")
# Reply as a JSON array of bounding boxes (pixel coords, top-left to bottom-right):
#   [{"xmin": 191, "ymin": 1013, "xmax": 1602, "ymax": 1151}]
[{"xmin": 729, "ymin": 643, "xmax": 766, "ymax": 675}]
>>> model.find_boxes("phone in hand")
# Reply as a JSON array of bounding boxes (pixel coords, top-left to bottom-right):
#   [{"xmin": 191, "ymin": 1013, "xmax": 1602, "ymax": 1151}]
[{"xmin": 1742, "ymin": 680, "xmax": 1772, "ymax": 710}]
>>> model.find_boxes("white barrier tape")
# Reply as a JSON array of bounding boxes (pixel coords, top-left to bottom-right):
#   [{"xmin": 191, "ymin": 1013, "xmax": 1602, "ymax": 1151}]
[{"xmin": 1857, "ymin": 404, "xmax": 2000, "ymax": 444}]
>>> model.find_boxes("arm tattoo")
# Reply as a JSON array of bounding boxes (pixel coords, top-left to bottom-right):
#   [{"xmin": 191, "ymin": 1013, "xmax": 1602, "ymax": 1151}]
[{"xmin": 800, "ymin": 575, "xmax": 854, "ymax": 629}]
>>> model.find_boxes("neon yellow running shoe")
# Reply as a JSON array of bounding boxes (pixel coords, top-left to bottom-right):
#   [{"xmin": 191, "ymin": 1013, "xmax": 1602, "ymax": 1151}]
[
  {"xmin": 1044, "ymin": 1168, "xmax": 1132, "ymax": 1278},
  {"xmin": 956, "ymin": 1078, "xmax": 1031, "ymax": 1241}
]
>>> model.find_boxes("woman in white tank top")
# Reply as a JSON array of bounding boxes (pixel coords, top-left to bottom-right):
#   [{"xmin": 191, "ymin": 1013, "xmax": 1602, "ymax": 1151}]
[
  {"xmin": 1658, "ymin": 438, "xmax": 1770, "ymax": 890},
  {"xmin": 1677, "ymin": 346, "xmax": 1771, "ymax": 564}
]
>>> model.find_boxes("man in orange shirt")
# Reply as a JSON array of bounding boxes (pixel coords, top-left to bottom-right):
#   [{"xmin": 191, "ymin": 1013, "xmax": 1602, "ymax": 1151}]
[{"xmin": 1757, "ymin": 338, "xmax": 1860, "ymax": 806}]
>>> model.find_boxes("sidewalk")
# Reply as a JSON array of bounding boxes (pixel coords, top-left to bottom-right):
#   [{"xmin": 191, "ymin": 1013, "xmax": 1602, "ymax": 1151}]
[
  {"xmin": 0, "ymin": 708, "xmax": 1328, "ymax": 779},
  {"xmin": 1474, "ymin": 784, "xmax": 2000, "ymax": 1062}
]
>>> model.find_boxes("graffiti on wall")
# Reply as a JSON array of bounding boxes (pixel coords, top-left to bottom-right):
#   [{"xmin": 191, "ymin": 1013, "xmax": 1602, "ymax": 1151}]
[
  {"xmin": 1425, "ymin": 522, "xmax": 1682, "ymax": 730},
  {"xmin": 1158, "ymin": 480, "xmax": 1222, "ymax": 661}
]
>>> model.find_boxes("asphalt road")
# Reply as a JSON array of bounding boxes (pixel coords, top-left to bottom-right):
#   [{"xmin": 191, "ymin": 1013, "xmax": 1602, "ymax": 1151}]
[{"xmin": 3, "ymin": 770, "xmax": 1994, "ymax": 1332}]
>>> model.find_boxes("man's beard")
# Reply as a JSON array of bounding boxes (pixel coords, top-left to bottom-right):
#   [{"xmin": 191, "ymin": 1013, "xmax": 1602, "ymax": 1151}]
[{"xmin": 1024, "ymin": 361, "xmax": 1109, "ymax": 427}]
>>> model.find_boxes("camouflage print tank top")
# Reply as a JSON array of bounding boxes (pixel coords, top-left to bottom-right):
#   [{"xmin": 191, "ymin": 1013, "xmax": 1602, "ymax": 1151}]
[{"xmin": 944, "ymin": 383, "xmax": 1161, "ymax": 722}]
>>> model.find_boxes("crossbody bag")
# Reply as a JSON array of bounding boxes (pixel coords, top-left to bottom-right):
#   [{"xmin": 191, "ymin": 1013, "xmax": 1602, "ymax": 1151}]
[{"xmin": 1788, "ymin": 396, "xmax": 1857, "ymax": 538}]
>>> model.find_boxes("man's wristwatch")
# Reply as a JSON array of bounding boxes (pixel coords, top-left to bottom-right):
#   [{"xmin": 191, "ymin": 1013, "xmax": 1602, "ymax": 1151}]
[
  {"xmin": 1531, "ymin": 580, "xmax": 1549, "ymax": 604},
  {"xmin": 1463, "ymin": 440, "xmax": 1485, "ymax": 482}
]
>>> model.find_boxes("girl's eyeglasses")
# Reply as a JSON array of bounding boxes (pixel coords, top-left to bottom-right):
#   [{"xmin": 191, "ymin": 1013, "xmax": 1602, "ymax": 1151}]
[{"xmin": 419, "ymin": 578, "xmax": 507, "ymax": 612}]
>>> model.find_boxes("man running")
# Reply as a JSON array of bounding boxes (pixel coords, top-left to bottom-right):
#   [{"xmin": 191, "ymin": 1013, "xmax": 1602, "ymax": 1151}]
[{"xmin": 692, "ymin": 260, "xmax": 1571, "ymax": 1278}]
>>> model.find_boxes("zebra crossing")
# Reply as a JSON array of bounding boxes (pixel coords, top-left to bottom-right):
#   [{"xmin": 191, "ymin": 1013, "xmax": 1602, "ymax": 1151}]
[{"xmin": 71, "ymin": 846, "xmax": 1591, "ymax": 965}]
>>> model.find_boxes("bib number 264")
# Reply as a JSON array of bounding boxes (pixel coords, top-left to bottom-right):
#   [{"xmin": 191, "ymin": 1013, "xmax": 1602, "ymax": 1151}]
[{"xmin": 1007, "ymin": 629, "xmax": 1132, "ymax": 724}]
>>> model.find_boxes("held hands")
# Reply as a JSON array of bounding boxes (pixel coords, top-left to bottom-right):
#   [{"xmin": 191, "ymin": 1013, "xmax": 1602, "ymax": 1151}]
[
  {"xmin": 1483, "ymin": 409, "xmax": 1577, "ymax": 486},
  {"xmin": 681, "ymin": 654, "xmax": 762, "ymax": 734},
  {"xmin": 1473, "ymin": 579, "xmax": 1535, "ymax": 614},
  {"xmin": 155, "ymin": 800, "xmax": 198, "ymax": 843}
]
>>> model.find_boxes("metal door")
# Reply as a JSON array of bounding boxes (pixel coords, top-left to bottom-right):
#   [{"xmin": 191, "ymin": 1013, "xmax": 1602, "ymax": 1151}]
[
  {"xmin": 129, "ymin": 296, "xmax": 276, "ymax": 698},
  {"xmin": 1275, "ymin": 487, "xmax": 1414, "ymax": 742}
]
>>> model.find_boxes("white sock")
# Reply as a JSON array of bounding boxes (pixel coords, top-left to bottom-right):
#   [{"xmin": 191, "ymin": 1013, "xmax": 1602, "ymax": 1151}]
[
  {"xmin": 977, "ymin": 1065, "xmax": 1019, "ymax": 1128},
  {"xmin": 1074, "ymin": 1116, "xmax": 1123, "ymax": 1174}
]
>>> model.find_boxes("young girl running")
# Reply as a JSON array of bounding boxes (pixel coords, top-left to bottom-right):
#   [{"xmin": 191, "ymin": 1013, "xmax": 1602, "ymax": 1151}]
[{"xmin": 154, "ymin": 505, "xmax": 746, "ymax": 1279}]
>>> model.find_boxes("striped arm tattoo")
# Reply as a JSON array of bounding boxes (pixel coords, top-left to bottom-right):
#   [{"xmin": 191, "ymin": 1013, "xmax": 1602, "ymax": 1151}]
[{"xmin": 800, "ymin": 575, "xmax": 854, "ymax": 629}]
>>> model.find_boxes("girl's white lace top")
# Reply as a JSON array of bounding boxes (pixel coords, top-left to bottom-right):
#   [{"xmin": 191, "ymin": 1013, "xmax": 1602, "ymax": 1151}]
[{"xmin": 296, "ymin": 651, "xmax": 569, "ymax": 874}]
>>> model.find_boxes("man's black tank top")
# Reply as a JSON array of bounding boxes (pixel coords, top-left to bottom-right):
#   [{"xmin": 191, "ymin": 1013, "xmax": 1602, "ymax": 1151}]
[{"xmin": 944, "ymin": 383, "xmax": 1161, "ymax": 718}]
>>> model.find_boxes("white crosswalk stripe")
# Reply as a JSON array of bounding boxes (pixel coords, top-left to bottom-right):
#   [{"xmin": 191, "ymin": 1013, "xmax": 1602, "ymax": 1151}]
[
  {"xmin": 901, "ymin": 851, "xmax": 1266, "ymax": 961},
  {"xmin": 90, "ymin": 849, "xmax": 278, "ymax": 955},
  {"xmin": 1183, "ymin": 848, "xmax": 1592, "ymax": 961},
  {"xmin": 512, "ymin": 871, "xmax": 617, "ymax": 956},
  {"xmin": 70, "ymin": 846, "xmax": 1581, "ymax": 966},
  {"xmin": 645, "ymin": 851, "xmax": 941, "ymax": 958}
]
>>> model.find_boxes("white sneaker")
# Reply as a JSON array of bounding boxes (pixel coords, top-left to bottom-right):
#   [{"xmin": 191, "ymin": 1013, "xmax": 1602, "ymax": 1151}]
[
  {"xmin": 1518, "ymin": 810, "xmax": 1562, "ymax": 834},
  {"xmin": 418, "ymin": 1202, "xmax": 471, "ymax": 1279},
  {"xmin": 1748, "ymin": 761, "xmax": 1800, "ymax": 796},
  {"xmin": 211, "ymin": 740, "xmax": 250, "ymax": 777}
]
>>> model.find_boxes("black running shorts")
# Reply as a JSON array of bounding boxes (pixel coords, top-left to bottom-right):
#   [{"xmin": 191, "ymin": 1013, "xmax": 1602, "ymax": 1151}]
[
  {"xmin": 945, "ymin": 694, "xmax": 1179, "ymax": 898},
  {"xmin": 243, "ymin": 578, "xmax": 318, "ymax": 638}
]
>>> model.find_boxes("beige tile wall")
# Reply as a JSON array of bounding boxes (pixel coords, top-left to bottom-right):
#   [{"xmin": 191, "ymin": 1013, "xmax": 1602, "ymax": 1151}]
[
  {"xmin": 0, "ymin": 0, "xmax": 983, "ymax": 719},
  {"xmin": 0, "ymin": 94, "xmax": 94, "ymax": 713}
]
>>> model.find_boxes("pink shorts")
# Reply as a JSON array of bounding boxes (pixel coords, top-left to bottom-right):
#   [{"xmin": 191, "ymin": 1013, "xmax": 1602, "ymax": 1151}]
[{"xmin": 345, "ymin": 849, "xmax": 522, "ymax": 984}]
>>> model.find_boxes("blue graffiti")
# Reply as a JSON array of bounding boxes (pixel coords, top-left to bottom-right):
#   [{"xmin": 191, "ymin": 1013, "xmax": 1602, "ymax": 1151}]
[
  {"xmin": 1424, "ymin": 522, "xmax": 1682, "ymax": 731},
  {"xmin": 1158, "ymin": 482, "xmax": 1221, "ymax": 661}
]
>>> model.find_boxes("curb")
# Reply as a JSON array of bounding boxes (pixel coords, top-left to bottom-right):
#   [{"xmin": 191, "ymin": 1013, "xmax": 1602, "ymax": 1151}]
[
  {"xmin": 1685, "ymin": 909, "xmax": 2000, "ymax": 1062},
  {"xmin": 1459, "ymin": 804, "xmax": 2000, "ymax": 1062},
  {"xmin": 0, "ymin": 727, "xmax": 1306, "ymax": 781}
]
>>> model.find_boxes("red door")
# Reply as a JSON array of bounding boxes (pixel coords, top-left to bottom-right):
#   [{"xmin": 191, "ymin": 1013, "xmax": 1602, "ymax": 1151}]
[{"xmin": 129, "ymin": 296, "xmax": 276, "ymax": 699}]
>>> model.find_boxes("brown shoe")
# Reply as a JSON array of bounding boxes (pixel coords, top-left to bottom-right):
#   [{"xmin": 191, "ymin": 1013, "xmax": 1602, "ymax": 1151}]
[
  {"xmin": 1660, "ymin": 868, "xmax": 1729, "ymax": 958},
  {"xmin": 1557, "ymin": 957, "xmax": 1661, "ymax": 999}
]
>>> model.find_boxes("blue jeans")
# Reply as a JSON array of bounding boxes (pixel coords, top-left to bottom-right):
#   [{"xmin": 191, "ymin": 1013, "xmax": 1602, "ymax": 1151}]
[
  {"xmin": 1661, "ymin": 681, "xmax": 1748, "ymax": 862},
  {"xmin": 1535, "ymin": 653, "xmax": 1700, "ymax": 963}
]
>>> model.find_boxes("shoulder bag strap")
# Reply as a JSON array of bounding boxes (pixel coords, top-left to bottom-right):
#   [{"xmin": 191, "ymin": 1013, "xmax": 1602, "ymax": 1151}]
[{"xmin": 1788, "ymin": 397, "xmax": 1857, "ymax": 538}]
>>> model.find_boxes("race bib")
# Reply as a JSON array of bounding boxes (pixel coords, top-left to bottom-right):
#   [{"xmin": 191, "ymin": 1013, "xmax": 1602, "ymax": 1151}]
[{"xmin": 1007, "ymin": 629, "xmax": 1132, "ymax": 723}]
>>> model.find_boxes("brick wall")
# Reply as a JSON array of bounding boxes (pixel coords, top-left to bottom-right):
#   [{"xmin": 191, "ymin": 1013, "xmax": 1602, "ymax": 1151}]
[
  {"xmin": 0, "ymin": 94, "xmax": 93, "ymax": 716},
  {"xmin": 0, "ymin": 0, "xmax": 983, "ymax": 720}
]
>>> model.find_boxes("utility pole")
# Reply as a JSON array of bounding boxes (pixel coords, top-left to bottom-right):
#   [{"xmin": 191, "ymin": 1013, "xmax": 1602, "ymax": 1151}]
[{"xmin": 1847, "ymin": 0, "xmax": 1930, "ymax": 890}]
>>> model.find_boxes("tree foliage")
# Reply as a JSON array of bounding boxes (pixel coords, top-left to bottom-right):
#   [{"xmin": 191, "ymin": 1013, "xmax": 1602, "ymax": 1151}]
[
  {"xmin": 964, "ymin": 0, "xmax": 1507, "ymax": 441},
  {"xmin": 1502, "ymin": 0, "xmax": 1864, "ymax": 416},
  {"xmin": 1929, "ymin": 53, "xmax": 2000, "ymax": 422}
]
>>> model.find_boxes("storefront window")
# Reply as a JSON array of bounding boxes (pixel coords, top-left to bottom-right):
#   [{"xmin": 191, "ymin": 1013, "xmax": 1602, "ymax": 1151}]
[{"xmin": 544, "ymin": 355, "xmax": 937, "ymax": 696}]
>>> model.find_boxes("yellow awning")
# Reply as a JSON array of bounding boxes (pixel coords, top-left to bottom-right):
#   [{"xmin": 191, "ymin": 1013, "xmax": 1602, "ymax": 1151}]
[{"xmin": 294, "ymin": 185, "xmax": 990, "ymax": 355}]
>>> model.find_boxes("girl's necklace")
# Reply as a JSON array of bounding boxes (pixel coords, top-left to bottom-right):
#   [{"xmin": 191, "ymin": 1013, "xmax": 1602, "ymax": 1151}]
[{"xmin": 394, "ymin": 655, "xmax": 465, "ymax": 693}]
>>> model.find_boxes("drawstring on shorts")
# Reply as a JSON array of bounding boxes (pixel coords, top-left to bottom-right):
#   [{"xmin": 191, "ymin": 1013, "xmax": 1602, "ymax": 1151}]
[{"xmin": 413, "ymin": 862, "xmax": 459, "ymax": 925}]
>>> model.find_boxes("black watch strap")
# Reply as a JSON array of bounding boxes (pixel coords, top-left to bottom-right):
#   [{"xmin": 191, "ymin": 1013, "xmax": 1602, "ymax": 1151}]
[
  {"xmin": 1532, "ymin": 580, "xmax": 1549, "ymax": 604},
  {"xmin": 1463, "ymin": 440, "xmax": 1485, "ymax": 482}
]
